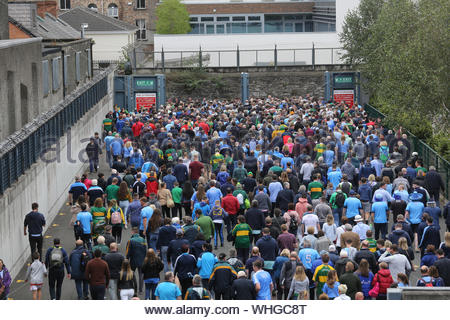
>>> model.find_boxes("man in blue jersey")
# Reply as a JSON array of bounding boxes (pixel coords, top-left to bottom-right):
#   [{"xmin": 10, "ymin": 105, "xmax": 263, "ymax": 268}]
[
  {"xmin": 68, "ymin": 176, "xmax": 87, "ymax": 205},
  {"xmin": 252, "ymin": 260, "xmax": 273, "ymax": 300},
  {"xmin": 342, "ymin": 190, "xmax": 363, "ymax": 225},
  {"xmin": 76, "ymin": 203, "xmax": 93, "ymax": 250},
  {"xmin": 371, "ymin": 195, "xmax": 390, "ymax": 240}
]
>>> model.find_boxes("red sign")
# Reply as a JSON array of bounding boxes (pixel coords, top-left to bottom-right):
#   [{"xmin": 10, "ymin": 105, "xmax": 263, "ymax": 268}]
[
  {"xmin": 135, "ymin": 93, "xmax": 156, "ymax": 112},
  {"xmin": 333, "ymin": 90, "xmax": 354, "ymax": 107}
]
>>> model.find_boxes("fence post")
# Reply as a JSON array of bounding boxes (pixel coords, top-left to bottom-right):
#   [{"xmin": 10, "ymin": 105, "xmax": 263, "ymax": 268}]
[
  {"xmin": 237, "ymin": 45, "xmax": 240, "ymax": 72},
  {"xmin": 199, "ymin": 46, "xmax": 202, "ymax": 68},
  {"xmin": 274, "ymin": 45, "xmax": 278, "ymax": 70},
  {"xmin": 312, "ymin": 42, "xmax": 315, "ymax": 70},
  {"xmin": 331, "ymin": 48, "xmax": 334, "ymax": 64},
  {"xmin": 161, "ymin": 47, "xmax": 165, "ymax": 72}
]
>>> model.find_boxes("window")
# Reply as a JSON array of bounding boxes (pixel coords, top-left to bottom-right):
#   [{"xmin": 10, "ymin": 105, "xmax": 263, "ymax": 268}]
[
  {"xmin": 75, "ymin": 52, "xmax": 81, "ymax": 83},
  {"xmin": 63, "ymin": 55, "xmax": 69, "ymax": 88},
  {"xmin": 248, "ymin": 22, "xmax": 261, "ymax": 33},
  {"xmin": 189, "ymin": 17, "xmax": 198, "ymax": 22},
  {"xmin": 86, "ymin": 49, "xmax": 92, "ymax": 77},
  {"xmin": 136, "ymin": 19, "xmax": 146, "ymax": 40},
  {"xmin": 216, "ymin": 17, "xmax": 229, "ymax": 21},
  {"xmin": 248, "ymin": 16, "xmax": 261, "ymax": 21},
  {"xmin": 216, "ymin": 24, "xmax": 225, "ymax": 34},
  {"xmin": 206, "ymin": 25, "xmax": 214, "ymax": 34},
  {"xmin": 201, "ymin": 17, "xmax": 213, "ymax": 22},
  {"xmin": 60, "ymin": 0, "xmax": 71, "ymax": 10},
  {"xmin": 136, "ymin": 0, "xmax": 145, "ymax": 9},
  {"xmin": 232, "ymin": 16, "xmax": 245, "ymax": 21},
  {"xmin": 52, "ymin": 57, "xmax": 60, "ymax": 91},
  {"xmin": 305, "ymin": 21, "xmax": 313, "ymax": 32},
  {"xmin": 87, "ymin": 3, "xmax": 98, "ymax": 11},
  {"xmin": 231, "ymin": 23, "xmax": 246, "ymax": 33},
  {"xmin": 42, "ymin": 60, "xmax": 49, "ymax": 95},
  {"xmin": 107, "ymin": 3, "xmax": 119, "ymax": 18}
]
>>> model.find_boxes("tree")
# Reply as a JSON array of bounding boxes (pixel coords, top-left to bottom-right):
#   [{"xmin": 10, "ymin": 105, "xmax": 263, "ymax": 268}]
[
  {"xmin": 339, "ymin": 0, "xmax": 450, "ymax": 159},
  {"xmin": 156, "ymin": 0, "xmax": 191, "ymax": 34}
]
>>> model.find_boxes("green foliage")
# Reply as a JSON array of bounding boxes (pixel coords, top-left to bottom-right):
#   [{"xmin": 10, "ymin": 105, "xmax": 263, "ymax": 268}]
[
  {"xmin": 156, "ymin": 0, "xmax": 191, "ymax": 34},
  {"xmin": 340, "ymin": 0, "xmax": 450, "ymax": 160}
]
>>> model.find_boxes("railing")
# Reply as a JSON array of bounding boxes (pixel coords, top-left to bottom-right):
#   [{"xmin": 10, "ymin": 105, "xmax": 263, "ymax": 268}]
[
  {"xmin": 364, "ymin": 104, "xmax": 449, "ymax": 200},
  {"xmin": 131, "ymin": 46, "xmax": 345, "ymax": 69},
  {"xmin": 0, "ymin": 70, "xmax": 110, "ymax": 195}
]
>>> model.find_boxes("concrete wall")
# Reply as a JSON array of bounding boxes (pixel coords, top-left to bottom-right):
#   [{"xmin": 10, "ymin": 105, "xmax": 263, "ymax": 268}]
[
  {"xmin": 0, "ymin": 38, "xmax": 42, "ymax": 139},
  {"xmin": 87, "ymin": 32, "xmax": 134, "ymax": 61},
  {"xmin": 165, "ymin": 70, "xmax": 326, "ymax": 101},
  {"xmin": 0, "ymin": 70, "xmax": 114, "ymax": 280}
]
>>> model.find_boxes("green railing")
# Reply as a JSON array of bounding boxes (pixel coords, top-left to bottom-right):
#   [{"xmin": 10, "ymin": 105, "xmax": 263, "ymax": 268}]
[{"xmin": 364, "ymin": 104, "xmax": 449, "ymax": 200}]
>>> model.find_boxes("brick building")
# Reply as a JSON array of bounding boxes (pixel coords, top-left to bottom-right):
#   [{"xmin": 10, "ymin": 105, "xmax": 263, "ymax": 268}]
[{"xmin": 55, "ymin": 0, "xmax": 157, "ymax": 45}]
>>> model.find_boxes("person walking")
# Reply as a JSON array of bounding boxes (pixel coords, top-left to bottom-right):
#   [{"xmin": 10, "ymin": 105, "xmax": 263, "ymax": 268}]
[
  {"xmin": 84, "ymin": 249, "xmax": 110, "ymax": 300},
  {"xmin": 118, "ymin": 259, "xmax": 137, "ymax": 300},
  {"xmin": 0, "ymin": 259, "xmax": 11, "ymax": 300},
  {"xmin": 44, "ymin": 238, "xmax": 71, "ymax": 300},
  {"xmin": 173, "ymin": 244, "xmax": 197, "ymax": 297},
  {"xmin": 104, "ymin": 242, "xmax": 124, "ymax": 300},
  {"xmin": 76, "ymin": 203, "xmax": 93, "ymax": 250},
  {"xmin": 209, "ymin": 253, "xmax": 237, "ymax": 300},
  {"xmin": 231, "ymin": 270, "xmax": 256, "ymax": 300},
  {"xmin": 141, "ymin": 249, "xmax": 164, "ymax": 300},
  {"xmin": 232, "ymin": 215, "xmax": 253, "ymax": 265},
  {"xmin": 25, "ymin": 252, "xmax": 47, "ymax": 300},
  {"xmin": 24, "ymin": 202, "xmax": 46, "ymax": 261},
  {"xmin": 107, "ymin": 199, "xmax": 126, "ymax": 245},
  {"xmin": 126, "ymin": 227, "xmax": 147, "ymax": 295},
  {"xmin": 252, "ymin": 259, "xmax": 273, "ymax": 300},
  {"xmin": 69, "ymin": 240, "xmax": 91, "ymax": 300}
]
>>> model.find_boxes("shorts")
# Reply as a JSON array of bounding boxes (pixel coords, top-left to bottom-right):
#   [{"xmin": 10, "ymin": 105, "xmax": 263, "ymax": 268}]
[
  {"xmin": 30, "ymin": 284, "xmax": 43, "ymax": 291},
  {"xmin": 361, "ymin": 201, "xmax": 371, "ymax": 213},
  {"xmin": 411, "ymin": 223, "xmax": 419, "ymax": 234}
]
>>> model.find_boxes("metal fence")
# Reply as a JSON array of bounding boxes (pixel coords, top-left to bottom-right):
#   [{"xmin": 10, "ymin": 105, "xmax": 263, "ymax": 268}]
[
  {"xmin": 364, "ymin": 104, "xmax": 449, "ymax": 200},
  {"xmin": 0, "ymin": 72, "xmax": 109, "ymax": 195},
  {"xmin": 130, "ymin": 46, "xmax": 345, "ymax": 69}
]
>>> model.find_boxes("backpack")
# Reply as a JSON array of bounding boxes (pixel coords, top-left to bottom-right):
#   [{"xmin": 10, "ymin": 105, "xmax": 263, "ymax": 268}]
[
  {"xmin": 380, "ymin": 146, "xmax": 389, "ymax": 162},
  {"xmin": 335, "ymin": 192, "xmax": 346, "ymax": 208},
  {"xmin": 421, "ymin": 278, "xmax": 434, "ymax": 287},
  {"xmin": 110, "ymin": 207, "xmax": 122, "ymax": 225},
  {"xmin": 289, "ymin": 213, "xmax": 298, "ymax": 234},
  {"xmin": 79, "ymin": 250, "xmax": 90, "ymax": 272},
  {"xmin": 236, "ymin": 193, "xmax": 244, "ymax": 205},
  {"xmin": 341, "ymin": 182, "xmax": 351, "ymax": 195},
  {"xmin": 74, "ymin": 221, "xmax": 84, "ymax": 239},
  {"xmin": 50, "ymin": 247, "xmax": 64, "ymax": 268}
]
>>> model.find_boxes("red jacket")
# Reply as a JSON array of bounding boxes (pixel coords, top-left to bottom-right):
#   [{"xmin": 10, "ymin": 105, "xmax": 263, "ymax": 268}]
[
  {"xmin": 221, "ymin": 194, "xmax": 240, "ymax": 215},
  {"xmin": 372, "ymin": 269, "xmax": 394, "ymax": 295},
  {"xmin": 145, "ymin": 179, "xmax": 159, "ymax": 197}
]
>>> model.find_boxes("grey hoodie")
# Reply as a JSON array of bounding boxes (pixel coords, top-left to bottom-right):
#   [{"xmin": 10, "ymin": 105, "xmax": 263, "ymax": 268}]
[{"xmin": 26, "ymin": 260, "xmax": 47, "ymax": 285}]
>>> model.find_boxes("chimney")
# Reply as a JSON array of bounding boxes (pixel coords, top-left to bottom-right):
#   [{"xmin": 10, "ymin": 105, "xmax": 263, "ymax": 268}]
[
  {"xmin": 0, "ymin": 0, "xmax": 9, "ymax": 39},
  {"xmin": 36, "ymin": 1, "xmax": 58, "ymax": 18}
]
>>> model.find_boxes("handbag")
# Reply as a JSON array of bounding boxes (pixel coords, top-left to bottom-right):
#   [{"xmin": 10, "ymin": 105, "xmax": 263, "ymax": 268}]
[
  {"xmin": 166, "ymin": 195, "xmax": 175, "ymax": 208},
  {"xmin": 369, "ymin": 280, "xmax": 379, "ymax": 298}
]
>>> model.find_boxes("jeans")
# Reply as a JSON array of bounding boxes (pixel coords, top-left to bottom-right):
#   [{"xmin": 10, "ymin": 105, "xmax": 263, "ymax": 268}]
[
  {"xmin": 81, "ymin": 233, "xmax": 92, "ymax": 251},
  {"xmin": 112, "ymin": 225, "xmax": 122, "ymax": 244},
  {"xmin": 90, "ymin": 284, "xmax": 106, "ymax": 300},
  {"xmin": 120, "ymin": 288, "xmax": 134, "ymax": 300},
  {"xmin": 374, "ymin": 223, "xmax": 388, "ymax": 240},
  {"xmin": 162, "ymin": 205, "xmax": 171, "ymax": 218},
  {"xmin": 108, "ymin": 279, "xmax": 118, "ymax": 300},
  {"xmin": 74, "ymin": 279, "xmax": 89, "ymax": 299},
  {"xmin": 48, "ymin": 269, "xmax": 64, "ymax": 300},
  {"xmin": 106, "ymin": 150, "xmax": 112, "ymax": 167},
  {"xmin": 132, "ymin": 267, "xmax": 144, "ymax": 293},
  {"xmin": 89, "ymin": 158, "xmax": 98, "ymax": 173},
  {"xmin": 119, "ymin": 201, "xmax": 130, "ymax": 224},
  {"xmin": 333, "ymin": 208, "xmax": 342, "ymax": 227},
  {"xmin": 147, "ymin": 232, "xmax": 159, "ymax": 251},
  {"xmin": 160, "ymin": 246, "xmax": 172, "ymax": 273},
  {"xmin": 29, "ymin": 235, "xmax": 43, "ymax": 261},
  {"xmin": 144, "ymin": 280, "xmax": 158, "ymax": 300},
  {"xmin": 214, "ymin": 223, "xmax": 224, "ymax": 247},
  {"xmin": 237, "ymin": 247, "xmax": 250, "ymax": 265},
  {"xmin": 172, "ymin": 203, "xmax": 183, "ymax": 220}
]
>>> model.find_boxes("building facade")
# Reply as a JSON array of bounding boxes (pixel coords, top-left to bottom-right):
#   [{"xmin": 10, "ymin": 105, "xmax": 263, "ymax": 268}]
[{"xmin": 56, "ymin": 0, "xmax": 157, "ymax": 45}]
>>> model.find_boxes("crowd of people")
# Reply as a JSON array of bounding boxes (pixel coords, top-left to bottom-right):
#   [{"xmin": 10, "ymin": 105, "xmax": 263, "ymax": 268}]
[{"xmin": 6, "ymin": 95, "xmax": 450, "ymax": 301}]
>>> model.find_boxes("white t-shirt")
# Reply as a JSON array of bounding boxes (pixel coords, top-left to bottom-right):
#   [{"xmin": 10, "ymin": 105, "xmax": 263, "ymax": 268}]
[{"xmin": 302, "ymin": 213, "xmax": 319, "ymax": 234}]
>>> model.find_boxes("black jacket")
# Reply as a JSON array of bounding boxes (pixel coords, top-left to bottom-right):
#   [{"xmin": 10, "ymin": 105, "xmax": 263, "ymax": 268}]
[
  {"xmin": 142, "ymin": 259, "xmax": 164, "ymax": 279},
  {"xmin": 255, "ymin": 235, "xmax": 279, "ymax": 261},
  {"xmin": 209, "ymin": 261, "xmax": 237, "ymax": 291},
  {"xmin": 276, "ymin": 189, "xmax": 295, "ymax": 211},
  {"xmin": 354, "ymin": 249, "xmax": 378, "ymax": 274},
  {"xmin": 424, "ymin": 170, "xmax": 444, "ymax": 193},
  {"xmin": 245, "ymin": 208, "xmax": 265, "ymax": 231},
  {"xmin": 167, "ymin": 238, "xmax": 189, "ymax": 264},
  {"xmin": 419, "ymin": 225, "xmax": 441, "ymax": 250},
  {"xmin": 174, "ymin": 253, "xmax": 197, "ymax": 281},
  {"xmin": 434, "ymin": 258, "xmax": 450, "ymax": 286},
  {"xmin": 104, "ymin": 251, "xmax": 125, "ymax": 279},
  {"xmin": 388, "ymin": 229, "xmax": 412, "ymax": 246},
  {"xmin": 231, "ymin": 278, "xmax": 256, "ymax": 300}
]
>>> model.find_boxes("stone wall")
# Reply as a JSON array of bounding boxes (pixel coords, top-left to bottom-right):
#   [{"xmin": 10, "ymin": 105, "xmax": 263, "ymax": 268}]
[{"xmin": 165, "ymin": 70, "xmax": 325, "ymax": 101}]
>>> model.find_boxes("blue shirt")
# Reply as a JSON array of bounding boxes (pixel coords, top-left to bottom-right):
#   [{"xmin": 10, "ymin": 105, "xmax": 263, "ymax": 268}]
[
  {"xmin": 298, "ymin": 248, "xmax": 320, "ymax": 270},
  {"xmin": 323, "ymin": 150, "xmax": 335, "ymax": 167},
  {"xmin": 280, "ymin": 157, "xmax": 294, "ymax": 170},
  {"xmin": 406, "ymin": 201, "xmax": 424, "ymax": 224},
  {"xmin": 162, "ymin": 174, "xmax": 177, "ymax": 190},
  {"xmin": 371, "ymin": 201, "xmax": 389, "ymax": 223},
  {"xmin": 76, "ymin": 211, "xmax": 93, "ymax": 234},
  {"xmin": 252, "ymin": 269, "xmax": 272, "ymax": 300},
  {"xmin": 268, "ymin": 182, "xmax": 283, "ymax": 203},
  {"xmin": 154, "ymin": 281, "xmax": 181, "ymax": 300},
  {"xmin": 206, "ymin": 187, "xmax": 223, "ymax": 207},
  {"xmin": 322, "ymin": 281, "xmax": 340, "ymax": 299},
  {"xmin": 358, "ymin": 183, "xmax": 372, "ymax": 202},
  {"xmin": 327, "ymin": 170, "xmax": 342, "ymax": 190},
  {"xmin": 111, "ymin": 140, "xmax": 122, "ymax": 156},
  {"xmin": 370, "ymin": 159, "xmax": 383, "ymax": 177},
  {"xmin": 343, "ymin": 197, "xmax": 362, "ymax": 218},
  {"xmin": 104, "ymin": 135, "xmax": 114, "ymax": 152},
  {"xmin": 196, "ymin": 252, "xmax": 218, "ymax": 279},
  {"xmin": 140, "ymin": 206, "xmax": 154, "ymax": 231}
]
